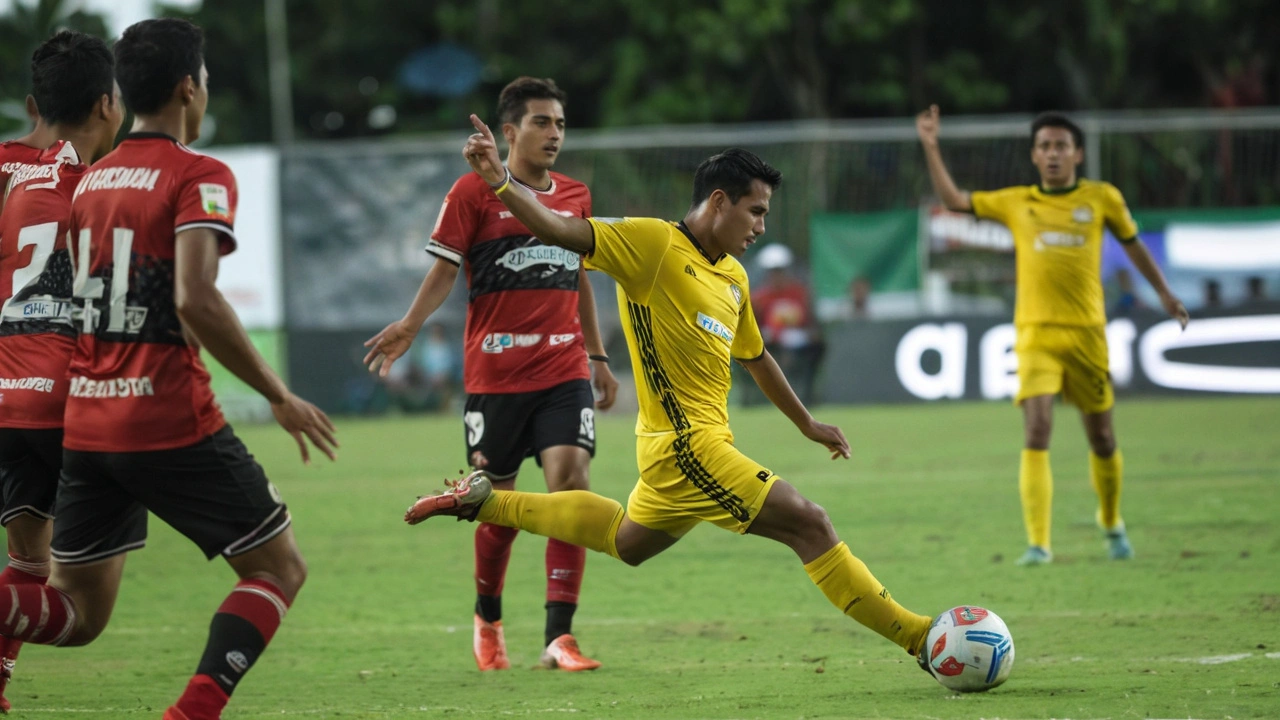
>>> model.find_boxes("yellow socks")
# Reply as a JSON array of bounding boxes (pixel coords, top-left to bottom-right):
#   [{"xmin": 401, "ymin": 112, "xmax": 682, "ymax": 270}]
[
  {"xmin": 477, "ymin": 490, "xmax": 625, "ymax": 559},
  {"xmin": 1090, "ymin": 450, "xmax": 1124, "ymax": 530},
  {"xmin": 1019, "ymin": 449, "xmax": 1053, "ymax": 549},
  {"xmin": 804, "ymin": 542, "xmax": 931, "ymax": 655}
]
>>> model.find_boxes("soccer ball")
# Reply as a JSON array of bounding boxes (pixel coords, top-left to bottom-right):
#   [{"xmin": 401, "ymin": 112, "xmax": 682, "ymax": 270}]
[{"xmin": 920, "ymin": 606, "xmax": 1015, "ymax": 692}]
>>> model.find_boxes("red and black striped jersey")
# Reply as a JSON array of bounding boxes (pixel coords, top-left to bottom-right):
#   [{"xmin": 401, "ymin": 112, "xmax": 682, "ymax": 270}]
[
  {"xmin": 64, "ymin": 133, "xmax": 237, "ymax": 451},
  {"xmin": 428, "ymin": 170, "xmax": 592, "ymax": 394},
  {"xmin": 0, "ymin": 141, "xmax": 84, "ymax": 428}
]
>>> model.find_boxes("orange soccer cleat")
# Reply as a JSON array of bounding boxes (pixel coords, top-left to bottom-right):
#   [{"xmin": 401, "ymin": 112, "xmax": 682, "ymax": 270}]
[
  {"xmin": 473, "ymin": 615, "xmax": 511, "ymax": 671},
  {"xmin": 539, "ymin": 634, "xmax": 601, "ymax": 672},
  {"xmin": 405, "ymin": 472, "xmax": 492, "ymax": 525}
]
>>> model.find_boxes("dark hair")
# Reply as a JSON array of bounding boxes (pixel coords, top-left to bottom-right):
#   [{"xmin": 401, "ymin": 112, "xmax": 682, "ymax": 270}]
[
  {"xmin": 1031, "ymin": 111, "xmax": 1084, "ymax": 149},
  {"xmin": 30, "ymin": 31, "xmax": 114, "ymax": 126},
  {"xmin": 496, "ymin": 77, "xmax": 566, "ymax": 126},
  {"xmin": 114, "ymin": 18, "xmax": 204, "ymax": 115},
  {"xmin": 690, "ymin": 148, "xmax": 783, "ymax": 207}
]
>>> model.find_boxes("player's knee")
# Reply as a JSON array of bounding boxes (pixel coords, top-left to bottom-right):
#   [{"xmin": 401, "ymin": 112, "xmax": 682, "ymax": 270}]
[
  {"xmin": 548, "ymin": 470, "xmax": 590, "ymax": 493},
  {"xmin": 1024, "ymin": 423, "xmax": 1052, "ymax": 450},
  {"xmin": 1088, "ymin": 429, "xmax": 1116, "ymax": 457},
  {"xmin": 793, "ymin": 500, "xmax": 838, "ymax": 551}
]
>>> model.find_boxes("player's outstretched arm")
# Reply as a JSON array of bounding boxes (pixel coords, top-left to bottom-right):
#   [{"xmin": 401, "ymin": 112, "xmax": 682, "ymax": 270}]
[
  {"xmin": 917, "ymin": 105, "xmax": 972, "ymax": 212},
  {"xmin": 739, "ymin": 351, "xmax": 850, "ymax": 460},
  {"xmin": 175, "ymin": 228, "xmax": 338, "ymax": 464},
  {"xmin": 462, "ymin": 114, "xmax": 594, "ymax": 254},
  {"xmin": 577, "ymin": 267, "xmax": 619, "ymax": 409},
  {"xmin": 1121, "ymin": 239, "xmax": 1189, "ymax": 329},
  {"xmin": 364, "ymin": 259, "xmax": 460, "ymax": 377}
]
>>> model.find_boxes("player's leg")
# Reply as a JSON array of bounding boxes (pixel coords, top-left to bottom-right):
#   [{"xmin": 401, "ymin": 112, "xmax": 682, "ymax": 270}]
[
  {"xmin": 748, "ymin": 478, "xmax": 932, "ymax": 657},
  {"xmin": 1063, "ymin": 326, "xmax": 1130, "ymax": 560},
  {"xmin": 115, "ymin": 426, "xmax": 299, "ymax": 720},
  {"xmin": 531, "ymin": 380, "xmax": 600, "ymax": 669},
  {"xmin": 0, "ymin": 428, "xmax": 59, "ymax": 710},
  {"xmin": 1013, "ymin": 325, "xmax": 1063, "ymax": 566},
  {"xmin": 1018, "ymin": 394, "xmax": 1056, "ymax": 564},
  {"xmin": 463, "ymin": 393, "xmax": 533, "ymax": 671},
  {"xmin": 0, "ymin": 447, "xmax": 144, "ymax": 649}
]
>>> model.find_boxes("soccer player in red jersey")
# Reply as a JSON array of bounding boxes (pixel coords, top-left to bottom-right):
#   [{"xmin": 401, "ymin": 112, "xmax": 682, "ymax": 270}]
[
  {"xmin": 0, "ymin": 19, "xmax": 337, "ymax": 720},
  {"xmin": 0, "ymin": 30, "xmax": 122, "ymax": 713},
  {"xmin": 364, "ymin": 77, "xmax": 618, "ymax": 672}
]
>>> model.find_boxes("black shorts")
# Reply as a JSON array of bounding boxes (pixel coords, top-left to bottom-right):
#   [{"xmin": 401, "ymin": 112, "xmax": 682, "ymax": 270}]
[
  {"xmin": 463, "ymin": 379, "xmax": 596, "ymax": 479},
  {"xmin": 51, "ymin": 425, "xmax": 290, "ymax": 565},
  {"xmin": 0, "ymin": 427, "xmax": 62, "ymax": 526}
]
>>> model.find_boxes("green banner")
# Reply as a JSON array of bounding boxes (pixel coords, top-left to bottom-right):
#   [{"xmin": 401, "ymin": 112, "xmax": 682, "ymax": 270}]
[
  {"xmin": 810, "ymin": 210, "xmax": 920, "ymax": 299},
  {"xmin": 203, "ymin": 330, "xmax": 286, "ymax": 423}
]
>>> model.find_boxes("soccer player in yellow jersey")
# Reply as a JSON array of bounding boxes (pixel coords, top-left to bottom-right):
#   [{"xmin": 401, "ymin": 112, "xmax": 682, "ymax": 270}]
[
  {"xmin": 406, "ymin": 115, "xmax": 946, "ymax": 671},
  {"xmin": 916, "ymin": 105, "xmax": 1189, "ymax": 566}
]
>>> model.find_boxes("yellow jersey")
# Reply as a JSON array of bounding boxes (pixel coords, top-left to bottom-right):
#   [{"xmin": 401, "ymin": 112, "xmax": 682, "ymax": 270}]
[
  {"xmin": 585, "ymin": 217, "xmax": 765, "ymax": 437},
  {"xmin": 971, "ymin": 179, "xmax": 1138, "ymax": 327}
]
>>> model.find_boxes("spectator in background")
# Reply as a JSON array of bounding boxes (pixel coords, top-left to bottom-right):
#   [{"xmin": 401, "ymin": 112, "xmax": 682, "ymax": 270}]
[
  {"xmin": 1204, "ymin": 279, "xmax": 1222, "ymax": 309},
  {"xmin": 1246, "ymin": 276, "xmax": 1267, "ymax": 304},
  {"xmin": 421, "ymin": 323, "xmax": 459, "ymax": 409},
  {"xmin": 849, "ymin": 276, "xmax": 871, "ymax": 320},
  {"xmin": 752, "ymin": 244, "xmax": 825, "ymax": 405},
  {"xmin": 382, "ymin": 324, "xmax": 459, "ymax": 413},
  {"xmin": 1110, "ymin": 268, "xmax": 1141, "ymax": 317}
]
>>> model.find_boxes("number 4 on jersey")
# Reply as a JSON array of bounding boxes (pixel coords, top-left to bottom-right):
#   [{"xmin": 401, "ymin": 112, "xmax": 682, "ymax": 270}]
[{"xmin": 70, "ymin": 227, "xmax": 143, "ymax": 334}]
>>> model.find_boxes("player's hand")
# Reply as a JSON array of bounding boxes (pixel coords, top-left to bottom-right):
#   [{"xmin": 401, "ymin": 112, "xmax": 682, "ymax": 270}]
[
  {"xmin": 1160, "ymin": 292, "xmax": 1190, "ymax": 330},
  {"xmin": 802, "ymin": 419, "xmax": 850, "ymax": 460},
  {"xmin": 272, "ymin": 393, "xmax": 338, "ymax": 465},
  {"xmin": 463, "ymin": 115, "xmax": 506, "ymax": 186},
  {"xmin": 363, "ymin": 319, "xmax": 417, "ymax": 378},
  {"xmin": 916, "ymin": 104, "xmax": 941, "ymax": 146},
  {"xmin": 592, "ymin": 359, "xmax": 620, "ymax": 411}
]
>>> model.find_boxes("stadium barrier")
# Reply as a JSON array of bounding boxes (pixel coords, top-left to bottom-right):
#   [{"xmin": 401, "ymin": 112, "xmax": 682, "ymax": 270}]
[{"xmin": 818, "ymin": 306, "xmax": 1280, "ymax": 404}]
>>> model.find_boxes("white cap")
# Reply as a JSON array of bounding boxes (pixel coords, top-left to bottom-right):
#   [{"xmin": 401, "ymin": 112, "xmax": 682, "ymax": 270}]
[{"xmin": 757, "ymin": 243, "xmax": 794, "ymax": 270}]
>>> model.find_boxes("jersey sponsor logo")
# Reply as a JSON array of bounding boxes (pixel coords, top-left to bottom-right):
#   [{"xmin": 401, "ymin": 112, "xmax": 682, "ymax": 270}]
[
  {"xmin": 480, "ymin": 332, "xmax": 542, "ymax": 353},
  {"xmin": 199, "ymin": 183, "xmax": 232, "ymax": 219},
  {"xmin": 684, "ymin": 265, "xmax": 697, "ymax": 278},
  {"xmin": 0, "ymin": 377, "xmax": 55, "ymax": 393},
  {"xmin": 548, "ymin": 333, "xmax": 575, "ymax": 346},
  {"xmin": 494, "ymin": 244, "xmax": 580, "ymax": 273},
  {"xmin": 1072, "ymin": 205, "xmax": 1094, "ymax": 223},
  {"xmin": 1034, "ymin": 231, "xmax": 1086, "ymax": 250},
  {"xmin": 73, "ymin": 166, "xmax": 162, "ymax": 199},
  {"xmin": 696, "ymin": 312, "xmax": 734, "ymax": 343},
  {"xmin": 67, "ymin": 375, "xmax": 155, "ymax": 398}
]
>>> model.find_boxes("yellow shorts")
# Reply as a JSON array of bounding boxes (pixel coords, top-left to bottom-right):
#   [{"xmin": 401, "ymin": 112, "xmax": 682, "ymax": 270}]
[
  {"xmin": 1015, "ymin": 324, "xmax": 1113, "ymax": 414},
  {"xmin": 626, "ymin": 427, "xmax": 779, "ymax": 537}
]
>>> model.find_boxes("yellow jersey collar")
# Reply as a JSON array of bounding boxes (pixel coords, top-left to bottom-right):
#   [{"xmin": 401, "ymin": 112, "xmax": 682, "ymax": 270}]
[{"xmin": 676, "ymin": 221, "xmax": 724, "ymax": 265}]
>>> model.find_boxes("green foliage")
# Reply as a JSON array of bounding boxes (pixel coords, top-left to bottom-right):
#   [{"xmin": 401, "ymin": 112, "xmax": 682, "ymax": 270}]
[
  {"xmin": 0, "ymin": 0, "xmax": 109, "ymax": 135},
  {"xmin": 9, "ymin": 396, "xmax": 1279, "ymax": 717},
  {"xmin": 1, "ymin": 0, "xmax": 1276, "ymax": 143}
]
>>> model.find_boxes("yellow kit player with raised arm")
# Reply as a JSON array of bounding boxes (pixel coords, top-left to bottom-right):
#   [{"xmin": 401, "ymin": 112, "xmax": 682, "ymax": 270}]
[
  {"xmin": 406, "ymin": 117, "xmax": 958, "ymax": 676},
  {"xmin": 917, "ymin": 107, "xmax": 1189, "ymax": 566}
]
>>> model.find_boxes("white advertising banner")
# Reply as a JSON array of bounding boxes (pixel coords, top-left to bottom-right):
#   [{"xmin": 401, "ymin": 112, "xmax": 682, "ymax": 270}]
[{"xmin": 204, "ymin": 146, "xmax": 282, "ymax": 330}]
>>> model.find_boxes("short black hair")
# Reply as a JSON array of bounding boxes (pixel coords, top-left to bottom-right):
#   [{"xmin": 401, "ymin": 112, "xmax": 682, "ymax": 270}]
[
  {"xmin": 30, "ymin": 31, "xmax": 114, "ymax": 126},
  {"xmin": 496, "ymin": 77, "xmax": 566, "ymax": 126},
  {"xmin": 690, "ymin": 148, "xmax": 783, "ymax": 207},
  {"xmin": 1031, "ymin": 111, "xmax": 1084, "ymax": 149},
  {"xmin": 114, "ymin": 18, "xmax": 204, "ymax": 116}
]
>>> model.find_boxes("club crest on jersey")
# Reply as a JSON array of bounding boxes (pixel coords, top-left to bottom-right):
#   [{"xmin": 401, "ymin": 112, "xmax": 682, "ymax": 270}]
[
  {"xmin": 728, "ymin": 284, "xmax": 742, "ymax": 304},
  {"xmin": 495, "ymin": 245, "xmax": 580, "ymax": 273},
  {"xmin": 696, "ymin": 312, "xmax": 734, "ymax": 343},
  {"xmin": 199, "ymin": 183, "xmax": 231, "ymax": 219},
  {"xmin": 1072, "ymin": 205, "xmax": 1094, "ymax": 224}
]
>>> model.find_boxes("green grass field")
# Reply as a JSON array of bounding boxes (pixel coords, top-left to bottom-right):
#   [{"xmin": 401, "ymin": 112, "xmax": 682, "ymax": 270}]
[{"xmin": 11, "ymin": 396, "xmax": 1279, "ymax": 719}]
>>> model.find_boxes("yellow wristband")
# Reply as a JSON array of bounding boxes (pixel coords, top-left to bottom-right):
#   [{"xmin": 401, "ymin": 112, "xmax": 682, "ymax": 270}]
[{"xmin": 492, "ymin": 170, "xmax": 512, "ymax": 195}]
